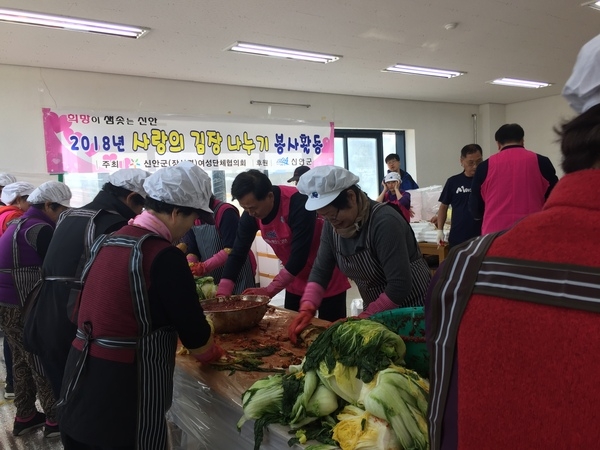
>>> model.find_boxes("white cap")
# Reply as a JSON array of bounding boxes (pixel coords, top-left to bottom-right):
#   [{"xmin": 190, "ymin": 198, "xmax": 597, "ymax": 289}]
[
  {"xmin": 563, "ymin": 33, "xmax": 600, "ymax": 113},
  {"xmin": 0, "ymin": 182, "xmax": 35, "ymax": 205},
  {"xmin": 0, "ymin": 173, "xmax": 17, "ymax": 187},
  {"xmin": 143, "ymin": 161, "xmax": 212, "ymax": 212},
  {"xmin": 297, "ymin": 165, "xmax": 359, "ymax": 211},
  {"xmin": 28, "ymin": 181, "xmax": 72, "ymax": 207},
  {"xmin": 108, "ymin": 168, "xmax": 150, "ymax": 197},
  {"xmin": 384, "ymin": 172, "xmax": 401, "ymax": 183}
]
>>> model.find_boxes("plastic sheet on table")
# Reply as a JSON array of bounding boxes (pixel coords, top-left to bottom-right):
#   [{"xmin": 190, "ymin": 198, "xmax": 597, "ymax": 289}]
[
  {"xmin": 168, "ymin": 361, "xmax": 306, "ymax": 449},
  {"xmin": 167, "ymin": 306, "xmax": 332, "ymax": 450}
]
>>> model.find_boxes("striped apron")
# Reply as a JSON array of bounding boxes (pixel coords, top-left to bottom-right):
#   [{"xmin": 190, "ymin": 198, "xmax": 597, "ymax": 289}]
[
  {"xmin": 332, "ymin": 202, "xmax": 431, "ymax": 308},
  {"xmin": 44, "ymin": 208, "xmax": 104, "ymax": 321},
  {"xmin": 192, "ymin": 202, "xmax": 255, "ymax": 294},
  {"xmin": 1, "ymin": 217, "xmax": 46, "ymax": 376},
  {"xmin": 57, "ymin": 232, "xmax": 177, "ymax": 450},
  {"xmin": 428, "ymin": 232, "xmax": 499, "ymax": 450}
]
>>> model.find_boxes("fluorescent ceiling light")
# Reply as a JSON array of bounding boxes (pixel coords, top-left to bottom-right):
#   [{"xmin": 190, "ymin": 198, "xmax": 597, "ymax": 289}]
[
  {"xmin": 228, "ymin": 42, "xmax": 340, "ymax": 64},
  {"xmin": 383, "ymin": 64, "xmax": 465, "ymax": 78},
  {"xmin": 0, "ymin": 8, "xmax": 149, "ymax": 38},
  {"xmin": 488, "ymin": 78, "xmax": 551, "ymax": 89},
  {"xmin": 582, "ymin": 1, "xmax": 600, "ymax": 12}
]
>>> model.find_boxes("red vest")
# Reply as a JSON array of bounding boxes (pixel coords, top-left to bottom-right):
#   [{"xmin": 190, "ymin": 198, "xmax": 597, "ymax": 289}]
[{"xmin": 73, "ymin": 226, "xmax": 171, "ymax": 363}]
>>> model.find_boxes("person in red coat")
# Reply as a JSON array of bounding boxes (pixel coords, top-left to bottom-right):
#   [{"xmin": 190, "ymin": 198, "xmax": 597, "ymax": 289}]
[{"xmin": 427, "ymin": 32, "xmax": 600, "ymax": 450}]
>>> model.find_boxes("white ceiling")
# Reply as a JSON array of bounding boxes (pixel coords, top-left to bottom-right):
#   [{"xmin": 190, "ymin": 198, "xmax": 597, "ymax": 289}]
[{"xmin": 1, "ymin": 0, "xmax": 598, "ymax": 105}]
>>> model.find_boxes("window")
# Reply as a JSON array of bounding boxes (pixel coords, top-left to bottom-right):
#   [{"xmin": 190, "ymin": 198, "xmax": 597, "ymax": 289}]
[{"xmin": 334, "ymin": 130, "xmax": 405, "ymax": 200}]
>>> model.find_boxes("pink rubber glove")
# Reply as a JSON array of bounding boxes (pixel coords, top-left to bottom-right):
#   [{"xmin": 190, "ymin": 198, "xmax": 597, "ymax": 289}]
[
  {"xmin": 288, "ymin": 282, "xmax": 325, "ymax": 344},
  {"xmin": 358, "ymin": 292, "xmax": 398, "ymax": 318},
  {"xmin": 189, "ymin": 316, "xmax": 223, "ymax": 363},
  {"xmin": 187, "ymin": 253, "xmax": 200, "ymax": 264},
  {"xmin": 194, "ymin": 343, "xmax": 225, "ymax": 364},
  {"xmin": 243, "ymin": 287, "xmax": 270, "ymax": 296},
  {"xmin": 216, "ymin": 278, "xmax": 235, "ymax": 296},
  {"xmin": 203, "ymin": 249, "xmax": 229, "ymax": 274},
  {"xmin": 243, "ymin": 268, "xmax": 295, "ymax": 298}
]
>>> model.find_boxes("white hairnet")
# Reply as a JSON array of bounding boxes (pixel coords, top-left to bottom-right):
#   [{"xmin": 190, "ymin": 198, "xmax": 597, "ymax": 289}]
[
  {"xmin": 143, "ymin": 161, "xmax": 212, "ymax": 212},
  {"xmin": 563, "ymin": 33, "xmax": 600, "ymax": 113},
  {"xmin": 296, "ymin": 165, "xmax": 360, "ymax": 211},
  {"xmin": 0, "ymin": 173, "xmax": 17, "ymax": 187},
  {"xmin": 0, "ymin": 182, "xmax": 35, "ymax": 205},
  {"xmin": 28, "ymin": 181, "xmax": 72, "ymax": 207},
  {"xmin": 108, "ymin": 168, "xmax": 150, "ymax": 197}
]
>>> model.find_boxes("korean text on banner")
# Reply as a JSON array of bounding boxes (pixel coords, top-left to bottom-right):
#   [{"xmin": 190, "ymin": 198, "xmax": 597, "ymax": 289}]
[{"xmin": 42, "ymin": 108, "xmax": 335, "ymax": 173}]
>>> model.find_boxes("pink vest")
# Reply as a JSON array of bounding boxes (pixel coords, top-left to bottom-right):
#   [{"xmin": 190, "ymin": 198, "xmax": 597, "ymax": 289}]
[
  {"xmin": 480, "ymin": 147, "xmax": 549, "ymax": 234},
  {"xmin": 259, "ymin": 186, "xmax": 349, "ymax": 296}
]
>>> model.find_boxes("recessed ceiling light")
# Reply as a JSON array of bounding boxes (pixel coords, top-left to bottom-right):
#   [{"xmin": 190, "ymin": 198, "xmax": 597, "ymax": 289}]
[
  {"xmin": 228, "ymin": 42, "xmax": 341, "ymax": 64},
  {"xmin": 0, "ymin": 8, "xmax": 149, "ymax": 38},
  {"xmin": 582, "ymin": 1, "xmax": 600, "ymax": 12},
  {"xmin": 488, "ymin": 78, "xmax": 551, "ymax": 89},
  {"xmin": 383, "ymin": 64, "xmax": 465, "ymax": 78}
]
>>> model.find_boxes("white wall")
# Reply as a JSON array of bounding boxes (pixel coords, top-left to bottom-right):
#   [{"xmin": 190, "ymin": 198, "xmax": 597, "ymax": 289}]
[
  {"xmin": 506, "ymin": 95, "xmax": 576, "ymax": 177},
  {"xmin": 0, "ymin": 64, "xmax": 573, "ymax": 188}
]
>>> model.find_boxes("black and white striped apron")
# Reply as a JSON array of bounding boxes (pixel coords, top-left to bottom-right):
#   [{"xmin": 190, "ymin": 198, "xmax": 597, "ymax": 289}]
[
  {"xmin": 1, "ymin": 217, "xmax": 46, "ymax": 376},
  {"xmin": 332, "ymin": 202, "xmax": 431, "ymax": 308},
  {"xmin": 44, "ymin": 208, "xmax": 104, "ymax": 321},
  {"xmin": 192, "ymin": 202, "xmax": 255, "ymax": 294},
  {"xmin": 428, "ymin": 233, "xmax": 499, "ymax": 450},
  {"xmin": 58, "ymin": 232, "xmax": 177, "ymax": 450}
]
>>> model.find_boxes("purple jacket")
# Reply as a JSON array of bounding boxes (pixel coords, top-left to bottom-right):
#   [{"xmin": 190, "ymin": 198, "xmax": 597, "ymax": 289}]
[{"xmin": 0, "ymin": 207, "xmax": 55, "ymax": 307}]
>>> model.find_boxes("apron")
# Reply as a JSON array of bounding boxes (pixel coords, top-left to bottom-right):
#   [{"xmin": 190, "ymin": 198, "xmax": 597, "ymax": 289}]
[
  {"xmin": 0, "ymin": 217, "xmax": 47, "ymax": 376},
  {"xmin": 192, "ymin": 201, "xmax": 255, "ymax": 294},
  {"xmin": 332, "ymin": 202, "xmax": 430, "ymax": 307},
  {"xmin": 57, "ymin": 232, "xmax": 177, "ymax": 450},
  {"xmin": 23, "ymin": 209, "xmax": 108, "ymax": 359},
  {"xmin": 260, "ymin": 186, "xmax": 348, "ymax": 296},
  {"xmin": 44, "ymin": 208, "xmax": 104, "ymax": 320}
]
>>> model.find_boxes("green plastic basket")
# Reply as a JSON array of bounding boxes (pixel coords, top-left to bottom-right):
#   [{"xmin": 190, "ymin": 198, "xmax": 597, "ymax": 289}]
[{"xmin": 369, "ymin": 307, "xmax": 429, "ymax": 378}]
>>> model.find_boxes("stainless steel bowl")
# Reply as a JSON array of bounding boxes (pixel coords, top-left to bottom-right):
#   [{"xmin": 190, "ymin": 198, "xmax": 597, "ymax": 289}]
[{"xmin": 201, "ymin": 295, "xmax": 270, "ymax": 334}]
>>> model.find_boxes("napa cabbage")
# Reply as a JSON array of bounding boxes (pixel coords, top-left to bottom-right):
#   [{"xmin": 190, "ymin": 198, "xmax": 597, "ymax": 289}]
[
  {"xmin": 332, "ymin": 405, "xmax": 401, "ymax": 450},
  {"xmin": 303, "ymin": 318, "xmax": 406, "ymax": 384}
]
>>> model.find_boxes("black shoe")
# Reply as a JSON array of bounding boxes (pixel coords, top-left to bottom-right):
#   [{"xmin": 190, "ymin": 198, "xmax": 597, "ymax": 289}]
[
  {"xmin": 43, "ymin": 423, "xmax": 60, "ymax": 438},
  {"xmin": 4, "ymin": 383, "xmax": 14, "ymax": 399},
  {"xmin": 13, "ymin": 411, "xmax": 46, "ymax": 436}
]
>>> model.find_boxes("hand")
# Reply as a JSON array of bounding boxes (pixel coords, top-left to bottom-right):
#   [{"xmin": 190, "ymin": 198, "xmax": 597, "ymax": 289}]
[
  {"xmin": 328, "ymin": 316, "xmax": 350, "ymax": 325},
  {"xmin": 242, "ymin": 287, "xmax": 271, "ymax": 297},
  {"xmin": 186, "ymin": 253, "xmax": 200, "ymax": 264},
  {"xmin": 190, "ymin": 262, "xmax": 206, "ymax": 277},
  {"xmin": 194, "ymin": 343, "xmax": 225, "ymax": 364},
  {"xmin": 429, "ymin": 215, "xmax": 438, "ymax": 224},
  {"xmin": 437, "ymin": 230, "xmax": 446, "ymax": 246},
  {"xmin": 216, "ymin": 278, "xmax": 235, "ymax": 297},
  {"xmin": 359, "ymin": 293, "xmax": 397, "ymax": 318},
  {"xmin": 288, "ymin": 310, "xmax": 316, "ymax": 344}
]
